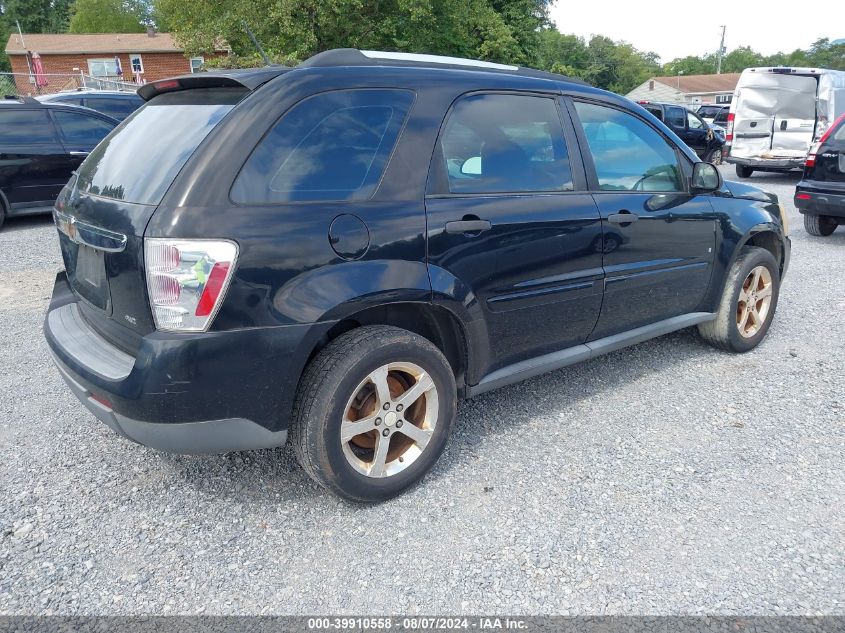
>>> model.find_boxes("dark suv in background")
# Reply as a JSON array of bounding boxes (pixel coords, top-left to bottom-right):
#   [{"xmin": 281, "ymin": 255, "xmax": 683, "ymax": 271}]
[
  {"xmin": 44, "ymin": 51, "xmax": 790, "ymax": 501},
  {"xmin": 638, "ymin": 100, "xmax": 725, "ymax": 163},
  {"xmin": 795, "ymin": 113, "xmax": 845, "ymax": 236},
  {"xmin": 37, "ymin": 90, "xmax": 144, "ymax": 122},
  {"xmin": 0, "ymin": 97, "xmax": 117, "ymax": 229}
]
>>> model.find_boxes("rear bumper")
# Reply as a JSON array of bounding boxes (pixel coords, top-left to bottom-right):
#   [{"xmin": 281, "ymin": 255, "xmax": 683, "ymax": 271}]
[
  {"xmin": 795, "ymin": 184, "xmax": 845, "ymax": 218},
  {"xmin": 44, "ymin": 272, "xmax": 328, "ymax": 454},
  {"xmin": 726, "ymin": 156, "xmax": 805, "ymax": 170}
]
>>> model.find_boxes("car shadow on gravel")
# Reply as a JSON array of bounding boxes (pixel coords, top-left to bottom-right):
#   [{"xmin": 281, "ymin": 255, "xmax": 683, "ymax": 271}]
[
  {"xmin": 152, "ymin": 325, "xmax": 720, "ymax": 506},
  {"xmin": 0, "ymin": 214, "xmax": 54, "ymax": 234}
]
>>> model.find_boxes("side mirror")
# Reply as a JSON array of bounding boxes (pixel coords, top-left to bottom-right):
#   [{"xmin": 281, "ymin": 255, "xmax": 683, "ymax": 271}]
[
  {"xmin": 691, "ymin": 161, "xmax": 722, "ymax": 192},
  {"xmin": 461, "ymin": 156, "xmax": 481, "ymax": 175}
]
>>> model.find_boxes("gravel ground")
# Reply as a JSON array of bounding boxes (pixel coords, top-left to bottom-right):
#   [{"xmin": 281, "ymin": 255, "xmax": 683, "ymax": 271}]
[{"xmin": 0, "ymin": 165, "xmax": 843, "ymax": 616}]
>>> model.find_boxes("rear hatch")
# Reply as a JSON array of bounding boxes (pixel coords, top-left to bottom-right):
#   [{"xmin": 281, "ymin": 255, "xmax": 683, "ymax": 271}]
[
  {"xmin": 55, "ymin": 85, "xmax": 249, "ymax": 349},
  {"xmin": 731, "ymin": 71, "xmax": 819, "ymax": 160},
  {"xmin": 808, "ymin": 116, "xmax": 845, "ymax": 190}
]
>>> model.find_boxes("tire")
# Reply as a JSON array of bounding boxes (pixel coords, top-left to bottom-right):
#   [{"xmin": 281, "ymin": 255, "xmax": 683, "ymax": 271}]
[
  {"xmin": 803, "ymin": 213, "xmax": 837, "ymax": 237},
  {"xmin": 705, "ymin": 148, "xmax": 722, "ymax": 165},
  {"xmin": 698, "ymin": 246, "xmax": 780, "ymax": 353},
  {"xmin": 290, "ymin": 325, "xmax": 457, "ymax": 502},
  {"xmin": 0, "ymin": 200, "xmax": 5, "ymax": 232},
  {"xmin": 735, "ymin": 165, "xmax": 754, "ymax": 178}
]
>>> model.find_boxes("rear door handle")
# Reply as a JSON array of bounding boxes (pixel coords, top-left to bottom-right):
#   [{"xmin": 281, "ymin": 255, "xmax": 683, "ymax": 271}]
[
  {"xmin": 607, "ymin": 211, "xmax": 638, "ymax": 225},
  {"xmin": 445, "ymin": 219, "xmax": 492, "ymax": 234},
  {"xmin": 69, "ymin": 151, "xmax": 89, "ymax": 157}
]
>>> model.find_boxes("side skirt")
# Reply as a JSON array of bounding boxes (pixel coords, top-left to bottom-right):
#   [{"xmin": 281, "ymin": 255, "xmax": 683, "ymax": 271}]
[{"xmin": 467, "ymin": 312, "xmax": 716, "ymax": 397}]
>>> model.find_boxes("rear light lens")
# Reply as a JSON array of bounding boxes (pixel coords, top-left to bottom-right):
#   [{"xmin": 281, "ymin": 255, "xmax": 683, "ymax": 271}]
[
  {"xmin": 144, "ymin": 239, "xmax": 238, "ymax": 332},
  {"xmin": 726, "ymin": 112, "xmax": 735, "ymax": 142},
  {"xmin": 805, "ymin": 142, "xmax": 821, "ymax": 168},
  {"xmin": 796, "ymin": 193, "xmax": 812, "ymax": 200}
]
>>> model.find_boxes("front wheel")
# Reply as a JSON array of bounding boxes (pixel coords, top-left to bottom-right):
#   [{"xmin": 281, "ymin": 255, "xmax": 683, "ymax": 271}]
[
  {"xmin": 804, "ymin": 213, "xmax": 837, "ymax": 237},
  {"xmin": 735, "ymin": 165, "xmax": 754, "ymax": 178},
  {"xmin": 290, "ymin": 325, "xmax": 456, "ymax": 502},
  {"xmin": 698, "ymin": 246, "xmax": 780, "ymax": 353},
  {"xmin": 705, "ymin": 148, "xmax": 722, "ymax": 165}
]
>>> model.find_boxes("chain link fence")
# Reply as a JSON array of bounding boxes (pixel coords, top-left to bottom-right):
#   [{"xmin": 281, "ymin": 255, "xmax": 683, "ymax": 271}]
[{"xmin": 1, "ymin": 72, "xmax": 140, "ymax": 98}]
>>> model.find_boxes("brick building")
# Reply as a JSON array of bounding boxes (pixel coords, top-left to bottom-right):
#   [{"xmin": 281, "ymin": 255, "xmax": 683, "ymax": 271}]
[{"xmin": 4, "ymin": 31, "xmax": 229, "ymax": 95}]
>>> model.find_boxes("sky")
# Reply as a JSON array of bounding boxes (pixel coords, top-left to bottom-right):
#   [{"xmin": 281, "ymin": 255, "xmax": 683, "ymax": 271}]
[{"xmin": 548, "ymin": 1, "xmax": 843, "ymax": 63}]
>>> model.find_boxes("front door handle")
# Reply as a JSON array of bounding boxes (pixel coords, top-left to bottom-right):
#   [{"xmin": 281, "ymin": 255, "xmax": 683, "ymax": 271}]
[
  {"xmin": 607, "ymin": 211, "xmax": 639, "ymax": 225},
  {"xmin": 445, "ymin": 219, "xmax": 492, "ymax": 234},
  {"xmin": 69, "ymin": 151, "xmax": 89, "ymax": 157}
]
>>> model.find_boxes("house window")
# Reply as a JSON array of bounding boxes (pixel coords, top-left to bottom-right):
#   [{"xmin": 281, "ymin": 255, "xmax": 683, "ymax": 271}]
[
  {"xmin": 130, "ymin": 54, "xmax": 143, "ymax": 74},
  {"xmin": 190, "ymin": 57, "xmax": 204, "ymax": 73},
  {"xmin": 716, "ymin": 94, "xmax": 733, "ymax": 104},
  {"xmin": 87, "ymin": 58, "xmax": 117, "ymax": 77}
]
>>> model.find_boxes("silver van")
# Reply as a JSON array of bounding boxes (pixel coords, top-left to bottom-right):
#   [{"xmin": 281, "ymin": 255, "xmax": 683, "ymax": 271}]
[{"xmin": 725, "ymin": 67, "xmax": 845, "ymax": 178}]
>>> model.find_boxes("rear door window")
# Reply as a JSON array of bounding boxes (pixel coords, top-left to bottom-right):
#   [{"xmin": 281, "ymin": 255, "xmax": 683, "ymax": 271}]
[
  {"xmin": 53, "ymin": 110, "xmax": 115, "ymax": 147},
  {"xmin": 0, "ymin": 109, "xmax": 58, "ymax": 144},
  {"xmin": 231, "ymin": 89, "xmax": 414, "ymax": 203},
  {"xmin": 76, "ymin": 87, "xmax": 244, "ymax": 205},
  {"xmin": 666, "ymin": 106, "xmax": 686, "ymax": 128},
  {"xmin": 437, "ymin": 93, "xmax": 573, "ymax": 194}
]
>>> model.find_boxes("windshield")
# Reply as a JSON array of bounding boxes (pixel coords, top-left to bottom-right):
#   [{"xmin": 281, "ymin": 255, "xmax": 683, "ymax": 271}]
[{"xmin": 76, "ymin": 88, "xmax": 245, "ymax": 205}]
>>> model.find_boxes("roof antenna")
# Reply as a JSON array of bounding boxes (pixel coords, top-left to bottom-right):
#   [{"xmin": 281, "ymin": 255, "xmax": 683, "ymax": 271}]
[{"xmin": 242, "ymin": 22, "xmax": 271, "ymax": 66}]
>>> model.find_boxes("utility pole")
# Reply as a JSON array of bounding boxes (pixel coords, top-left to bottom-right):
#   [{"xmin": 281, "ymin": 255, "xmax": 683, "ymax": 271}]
[{"xmin": 716, "ymin": 25, "xmax": 727, "ymax": 74}]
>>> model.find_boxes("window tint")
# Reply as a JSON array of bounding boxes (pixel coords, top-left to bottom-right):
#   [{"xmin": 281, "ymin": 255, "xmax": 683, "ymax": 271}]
[
  {"xmin": 53, "ymin": 111, "xmax": 115, "ymax": 147},
  {"xmin": 687, "ymin": 111, "xmax": 704, "ymax": 129},
  {"xmin": 643, "ymin": 106, "xmax": 663, "ymax": 121},
  {"xmin": 232, "ymin": 89, "xmax": 413, "ymax": 204},
  {"xmin": 0, "ymin": 109, "xmax": 57, "ymax": 144},
  {"xmin": 86, "ymin": 97, "xmax": 140, "ymax": 120},
  {"xmin": 77, "ymin": 88, "xmax": 244, "ymax": 204},
  {"xmin": 574, "ymin": 101, "xmax": 683, "ymax": 193},
  {"xmin": 666, "ymin": 106, "xmax": 686, "ymax": 128},
  {"xmin": 54, "ymin": 96, "xmax": 84, "ymax": 106},
  {"xmin": 713, "ymin": 110, "xmax": 729, "ymax": 125},
  {"xmin": 439, "ymin": 94, "xmax": 572, "ymax": 194}
]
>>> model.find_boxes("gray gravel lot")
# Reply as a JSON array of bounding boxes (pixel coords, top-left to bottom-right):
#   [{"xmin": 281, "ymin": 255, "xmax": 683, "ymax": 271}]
[{"xmin": 0, "ymin": 165, "xmax": 843, "ymax": 615}]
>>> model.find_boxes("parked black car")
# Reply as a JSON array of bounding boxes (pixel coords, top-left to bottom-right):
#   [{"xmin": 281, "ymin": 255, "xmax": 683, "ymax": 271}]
[
  {"xmin": 38, "ymin": 90, "xmax": 144, "ymax": 122},
  {"xmin": 637, "ymin": 101, "xmax": 724, "ymax": 163},
  {"xmin": 795, "ymin": 113, "xmax": 845, "ymax": 236},
  {"xmin": 0, "ymin": 97, "xmax": 117, "ymax": 229},
  {"xmin": 44, "ymin": 52, "xmax": 790, "ymax": 501}
]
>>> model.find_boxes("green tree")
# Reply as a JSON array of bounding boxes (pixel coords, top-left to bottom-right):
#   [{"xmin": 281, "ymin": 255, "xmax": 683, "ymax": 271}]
[
  {"xmin": 154, "ymin": 0, "xmax": 549, "ymax": 66},
  {"xmin": 68, "ymin": 0, "xmax": 147, "ymax": 33},
  {"xmin": 662, "ymin": 54, "xmax": 716, "ymax": 76}
]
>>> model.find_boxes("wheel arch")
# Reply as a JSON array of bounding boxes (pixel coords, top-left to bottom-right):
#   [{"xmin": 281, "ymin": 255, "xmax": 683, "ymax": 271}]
[{"xmin": 305, "ymin": 301, "xmax": 474, "ymax": 396}]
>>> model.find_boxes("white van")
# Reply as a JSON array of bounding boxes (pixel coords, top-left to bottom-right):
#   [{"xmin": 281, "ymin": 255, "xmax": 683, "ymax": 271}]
[{"xmin": 725, "ymin": 67, "xmax": 845, "ymax": 178}]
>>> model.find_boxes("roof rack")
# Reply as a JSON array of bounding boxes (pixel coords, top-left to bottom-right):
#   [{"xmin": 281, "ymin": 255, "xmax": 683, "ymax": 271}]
[{"xmin": 298, "ymin": 48, "xmax": 587, "ymax": 85}]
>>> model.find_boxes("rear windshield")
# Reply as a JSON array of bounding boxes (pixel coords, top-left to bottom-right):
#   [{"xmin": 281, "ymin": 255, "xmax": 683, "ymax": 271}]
[{"xmin": 76, "ymin": 88, "xmax": 245, "ymax": 205}]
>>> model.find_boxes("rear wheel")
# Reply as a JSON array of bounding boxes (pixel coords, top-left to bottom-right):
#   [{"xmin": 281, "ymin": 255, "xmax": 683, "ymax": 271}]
[
  {"xmin": 0, "ymin": 200, "xmax": 6, "ymax": 231},
  {"xmin": 803, "ymin": 213, "xmax": 837, "ymax": 237},
  {"xmin": 290, "ymin": 325, "xmax": 456, "ymax": 502},
  {"xmin": 698, "ymin": 246, "xmax": 780, "ymax": 353},
  {"xmin": 735, "ymin": 165, "xmax": 754, "ymax": 178}
]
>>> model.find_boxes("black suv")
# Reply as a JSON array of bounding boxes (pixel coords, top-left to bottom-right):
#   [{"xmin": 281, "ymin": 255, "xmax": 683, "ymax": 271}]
[
  {"xmin": 0, "ymin": 97, "xmax": 117, "ymax": 229},
  {"xmin": 795, "ymin": 113, "xmax": 845, "ymax": 236},
  {"xmin": 44, "ymin": 51, "xmax": 790, "ymax": 501},
  {"xmin": 38, "ymin": 90, "xmax": 144, "ymax": 122},
  {"xmin": 638, "ymin": 101, "xmax": 724, "ymax": 164}
]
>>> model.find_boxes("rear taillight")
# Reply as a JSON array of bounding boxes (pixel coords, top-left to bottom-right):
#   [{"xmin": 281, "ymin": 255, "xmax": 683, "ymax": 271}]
[
  {"xmin": 805, "ymin": 142, "xmax": 821, "ymax": 168},
  {"xmin": 725, "ymin": 112, "xmax": 735, "ymax": 142},
  {"xmin": 144, "ymin": 239, "xmax": 238, "ymax": 332}
]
